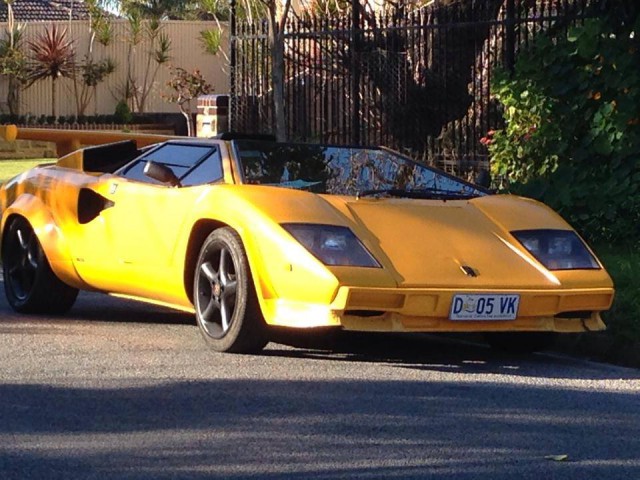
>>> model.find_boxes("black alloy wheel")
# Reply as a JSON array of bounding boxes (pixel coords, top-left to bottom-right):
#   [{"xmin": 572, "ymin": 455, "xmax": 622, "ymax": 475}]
[
  {"xmin": 194, "ymin": 227, "xmax": 267, "ymax": 353},
  {"xmin": 2, "ymin": 217, "xmax": 78, "ymax": 314}
]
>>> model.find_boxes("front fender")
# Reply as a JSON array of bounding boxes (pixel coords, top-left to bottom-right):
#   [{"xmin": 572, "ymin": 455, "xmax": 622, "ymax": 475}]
[
  {"xmin": 1, "ymin": 194, "xmax": 90, "ymax": 289},
  {"xmin": 179, "ymin": 188, "xmax": 342, "ymax": 327}
]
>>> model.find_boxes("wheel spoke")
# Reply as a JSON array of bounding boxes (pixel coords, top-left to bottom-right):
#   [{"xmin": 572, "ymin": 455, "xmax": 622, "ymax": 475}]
[
  {"xmin": 200, "ymin": 262, "xmax": 218, "ymax": 283},
  {"xmin": 220, "ymin": 297, "xmax": 230, "ymax": 332},
  {"xmin": 224, "ymin": 280, "xmax": 237, "ymax": 299},
  {"xmin": 16, "ymin": 228, "xmax": 28, "ymax": 251},
  {"xmin": 201, "ymin": 297, "xmax": 220, "ymax": 323},
  {"xmin": 27, "ymin": 251, "xmax": 39, "ymax": 270},
  {"xmin": 219, "ymin": 248, "xmax": 230, "ymax": 286}
]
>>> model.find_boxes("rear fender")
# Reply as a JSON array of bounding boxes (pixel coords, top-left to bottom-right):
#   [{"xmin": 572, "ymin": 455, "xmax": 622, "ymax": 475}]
[{"xmin": 1, "ymin": 194, "xmax": 88, "ymax": 289}]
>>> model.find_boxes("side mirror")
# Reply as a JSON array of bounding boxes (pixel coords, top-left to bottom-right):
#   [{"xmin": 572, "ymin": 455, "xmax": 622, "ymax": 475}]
[{"xmin": 143, "ymin": 161, "xmax": 181, "ymax": 187}]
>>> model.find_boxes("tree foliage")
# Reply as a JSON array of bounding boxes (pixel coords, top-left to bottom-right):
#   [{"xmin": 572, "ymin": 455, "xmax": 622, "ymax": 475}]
[
  {"xmin": 0, "ymin": 26, "xmax": 27, "ymax": 116},
  {"xmin": 487, "ymin": 13, "xmax": 640, "ymax": 246},
  {"xmin": 164, "ymin": 66, "xmax": 212, "ymax": 136},
  {"xmin": 119, "ymin": 13, "xmax": 172, "ymax": 113},
  {"xmin": 71, "ymin": 0, "xmax": 117, "ymax": 117}
]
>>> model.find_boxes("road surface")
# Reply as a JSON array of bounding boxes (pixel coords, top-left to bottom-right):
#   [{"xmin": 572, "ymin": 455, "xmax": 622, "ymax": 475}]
[{"xmin": 1, "ymin": 290, "xmax": 639, "ymax": 479}]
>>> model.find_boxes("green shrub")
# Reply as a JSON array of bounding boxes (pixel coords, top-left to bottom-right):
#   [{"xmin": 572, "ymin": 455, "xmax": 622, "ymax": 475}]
[
  {"xmin": 114, "ymin": 99, "xmax": 133, "ymax": 124},
  {"xmin": 487, "ymin": 16, "xmax": 640, "ymax": 246},
  {"xmin": 598, "ymin": 246, "xmax": 640, "ymax": 345}
]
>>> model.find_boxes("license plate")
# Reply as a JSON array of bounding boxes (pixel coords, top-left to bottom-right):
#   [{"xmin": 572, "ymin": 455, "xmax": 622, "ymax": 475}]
[{"xmin": 449, "ymin": 294, "xmax": 520, "ymax": 321}]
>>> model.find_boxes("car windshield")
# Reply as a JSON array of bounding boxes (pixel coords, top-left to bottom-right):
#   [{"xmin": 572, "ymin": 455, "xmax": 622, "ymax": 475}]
[{"xmin": 232, "ymin": 140, "xmax": 486, "ymax": 198}]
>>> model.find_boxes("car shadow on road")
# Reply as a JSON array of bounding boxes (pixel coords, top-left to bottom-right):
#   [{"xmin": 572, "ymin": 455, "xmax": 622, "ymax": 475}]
[
  {"xmin": 264, "ymin": 329, "xmax": 640, "ymax": 381},
  {"xmin": 20, "ymin": 292, "xmax": 640, "ymax": 381}
]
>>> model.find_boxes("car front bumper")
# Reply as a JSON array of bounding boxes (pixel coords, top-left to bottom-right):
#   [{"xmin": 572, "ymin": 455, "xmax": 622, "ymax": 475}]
[{"xmin": 264, "ymin": 286, "xmax": 613, "ymax": 333}]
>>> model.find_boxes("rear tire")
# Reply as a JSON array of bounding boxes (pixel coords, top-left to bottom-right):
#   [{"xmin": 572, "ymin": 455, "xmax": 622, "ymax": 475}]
[
  {"xmin": 193, "ymin": 227, "xmax": 268, "ymax": 353},
  {"xmin": 484, "ymin": 332, "xmax": 557, "ymax": 354},
  {"xmin": 2, "ymin": 217, "xmax": 78, "ymax": 314}
]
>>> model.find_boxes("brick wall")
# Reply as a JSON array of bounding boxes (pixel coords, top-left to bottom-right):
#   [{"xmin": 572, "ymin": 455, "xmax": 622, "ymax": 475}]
[{"xmin": 0, "ymin": 139, "xmax": 57, "ymax": 159}]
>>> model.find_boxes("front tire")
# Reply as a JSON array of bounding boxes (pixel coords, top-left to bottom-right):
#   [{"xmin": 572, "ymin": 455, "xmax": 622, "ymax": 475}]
[
  {"xmin": 193, "ymin": 227, "xmax": 267, "ymax": 353},
  {"xmin": 2, "ymin": 217, "xmax": 78, "ymax": 314}
]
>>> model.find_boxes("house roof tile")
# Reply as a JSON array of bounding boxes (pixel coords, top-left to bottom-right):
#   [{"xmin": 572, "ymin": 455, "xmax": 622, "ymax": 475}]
[{"xmin": 0, "ymin": 0, "xmax": 92, "ymax": 22}]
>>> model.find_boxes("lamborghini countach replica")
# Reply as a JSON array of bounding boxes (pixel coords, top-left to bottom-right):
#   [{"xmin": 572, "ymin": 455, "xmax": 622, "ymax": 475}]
[{"xmin": 0, "ymin": 126, "xmax": 614, "ymax": 353}]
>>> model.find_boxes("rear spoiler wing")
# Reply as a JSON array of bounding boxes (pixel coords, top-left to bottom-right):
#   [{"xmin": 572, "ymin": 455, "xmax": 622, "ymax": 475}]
[{"xmin": 0, "ymin": 125, "xmax": 180, "ymax": 157}]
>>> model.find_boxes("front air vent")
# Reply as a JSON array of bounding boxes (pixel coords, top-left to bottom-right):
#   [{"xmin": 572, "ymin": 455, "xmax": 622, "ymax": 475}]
[
  {"xmin": 555, "ymin": 311, "xmax": 592, "ymax": 319},
  {"xmin": 78, "ymin": 188, "xmax": 114, "ymax": 224},
  {"xmin": 344, "ymin": 310, "xmax": 386, "ymax": 317},
  {"xmin": 460, "ymin": 265, "xmax": 478, "ymax": 277}
]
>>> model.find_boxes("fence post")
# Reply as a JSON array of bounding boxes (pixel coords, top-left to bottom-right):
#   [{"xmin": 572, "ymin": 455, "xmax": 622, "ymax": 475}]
[
  {"xmin": 351, "ymin": 0, "xmax": 362, "ymax": 144},
  {"xmin": 229, "ymin": 0, "xmax": 237, "ymax": 131}
]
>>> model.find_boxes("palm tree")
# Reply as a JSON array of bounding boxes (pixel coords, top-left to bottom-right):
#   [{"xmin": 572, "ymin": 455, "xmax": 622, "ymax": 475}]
[{"xmin": 27, "ymin": 25, "xmax": 75, "ymax": 117}]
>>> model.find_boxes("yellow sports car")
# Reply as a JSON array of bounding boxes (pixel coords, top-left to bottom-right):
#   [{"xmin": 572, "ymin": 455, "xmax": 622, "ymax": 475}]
[{"xmin": 0, "ymin": 126, "xmax": 614, "ymax": 353}]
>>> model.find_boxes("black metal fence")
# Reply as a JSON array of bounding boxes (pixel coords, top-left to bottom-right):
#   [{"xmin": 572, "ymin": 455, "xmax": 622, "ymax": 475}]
[{"xmin": 229, "ymin": 0, "xmax": 604, "ymax": 174}]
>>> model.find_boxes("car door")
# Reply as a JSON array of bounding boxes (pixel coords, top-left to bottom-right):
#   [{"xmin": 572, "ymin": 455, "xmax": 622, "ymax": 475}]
[
  {"xmin": 72, "ymin": 142, "xmax": 225, "ymax": 300},
  {"xmin": 97, "ymin": 179, "xmax": 196, "ymax": 299}
]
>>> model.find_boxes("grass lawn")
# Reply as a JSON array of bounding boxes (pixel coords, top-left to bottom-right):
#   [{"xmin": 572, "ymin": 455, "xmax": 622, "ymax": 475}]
[
  {"xmin": 597, "ymin": 246, "xmax": 640, "ymax": 346},
  {"xmin": 0, "ymin": 158, "xmax": 53, "ymax": 182}
]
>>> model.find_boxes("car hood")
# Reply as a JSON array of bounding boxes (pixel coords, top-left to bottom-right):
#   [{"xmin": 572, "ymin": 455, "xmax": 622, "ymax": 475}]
[
  {"xmin": 223, "ymin": 186, "xmax": 608, "ymax": 290},
  {"xmin": 330, "ymin": 196, "xmax": 566, "ymax": 288}
]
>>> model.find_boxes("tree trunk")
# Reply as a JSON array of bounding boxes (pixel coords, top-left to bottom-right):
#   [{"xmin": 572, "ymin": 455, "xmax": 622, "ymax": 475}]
[
  {"xmin": 267, "ymin": 11, "xmax": 287, "ymax": 142},
  {"xmin": 270, "ymin": 30, "xmax": 286, "ymax": 142},
  {"xmin": 265, "ymin": 0, "xmax": 291, "ymax": 142},
  {"xmin": 51, "ymin": 78, "xmax": 57, "ymax": 118},
  {"xmin": 7, "ymin": 77, "xmax": 20, "ymax": 116},
  {"xmin": 181, "ymin": 107, "xmax": 194, "ymax": 137}
]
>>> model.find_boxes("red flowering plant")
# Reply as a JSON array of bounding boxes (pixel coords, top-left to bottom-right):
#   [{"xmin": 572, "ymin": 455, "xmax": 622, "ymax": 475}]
[{"xmin": 479, "ymin": 130, "xmax": 496, "ymax": 146}]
